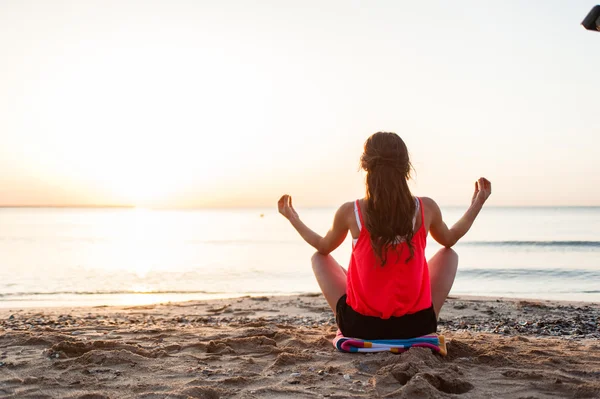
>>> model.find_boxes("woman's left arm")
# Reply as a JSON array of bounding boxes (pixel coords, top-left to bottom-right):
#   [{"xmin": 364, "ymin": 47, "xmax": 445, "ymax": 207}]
[{"xmin": 278, "ymin": 195, "xmax": 350, "ymax": 255}]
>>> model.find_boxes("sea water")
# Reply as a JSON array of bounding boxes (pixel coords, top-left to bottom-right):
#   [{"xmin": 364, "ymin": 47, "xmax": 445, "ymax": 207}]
[{"xmin": 0, "ymin": 206, "xmax": 598, "ymax": 307}]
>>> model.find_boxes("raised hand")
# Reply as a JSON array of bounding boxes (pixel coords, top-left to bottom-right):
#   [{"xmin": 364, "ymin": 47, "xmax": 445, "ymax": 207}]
[
  {"xmin": 278, "ymin": 194, "xmax": 299, "ymax": 221},
  {"xmin": 471, "ymin": 177, "xmax": 492, "ymax": 205}
]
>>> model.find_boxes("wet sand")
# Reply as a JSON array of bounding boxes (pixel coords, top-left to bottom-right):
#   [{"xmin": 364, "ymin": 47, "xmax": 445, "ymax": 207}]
[{"xmin": 0, "ymin": 295, "xmax": 599, "ymax": 398}]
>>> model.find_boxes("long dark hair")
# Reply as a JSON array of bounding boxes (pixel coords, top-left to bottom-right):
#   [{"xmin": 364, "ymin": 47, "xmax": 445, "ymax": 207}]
[{"xmin": 360, "ymin": 132, "xmax": 415, "ymax": 265}]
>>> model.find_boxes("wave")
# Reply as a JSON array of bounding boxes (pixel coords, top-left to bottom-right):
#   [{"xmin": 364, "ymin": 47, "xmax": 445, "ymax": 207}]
[
  {"xmin": 458, "ymin": 240, "xmax": 600, "ymax": 248},
  {"xmin": 458, "ymin": 268, "xmax": 600, "ymax": 280}
]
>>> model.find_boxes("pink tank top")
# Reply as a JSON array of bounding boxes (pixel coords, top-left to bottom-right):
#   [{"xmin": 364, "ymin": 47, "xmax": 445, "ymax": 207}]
[{"xmin": 346, "ymin": 197, "xmax": 432, "ymax": 319}]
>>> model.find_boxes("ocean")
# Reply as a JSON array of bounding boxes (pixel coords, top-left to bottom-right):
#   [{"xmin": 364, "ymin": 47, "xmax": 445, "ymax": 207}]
[{"xmin": 0, "ymin": 206, "xmax": 598, "ymax": 308}]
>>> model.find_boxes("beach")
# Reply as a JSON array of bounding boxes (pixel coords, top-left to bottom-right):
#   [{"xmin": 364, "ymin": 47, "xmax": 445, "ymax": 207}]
[
  {"xmin": 0, "ymin": 295, "xmax": 598, "ymax": 399},
  {"xmin": 1, "ymin": 1, "xmax": 599, "ymax": 398}
]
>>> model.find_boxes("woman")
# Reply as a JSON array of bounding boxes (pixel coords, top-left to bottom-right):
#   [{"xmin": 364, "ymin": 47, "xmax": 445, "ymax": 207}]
[{"xmin": 278, "ymin": 132, "xmax": 491, "ymax": 340}]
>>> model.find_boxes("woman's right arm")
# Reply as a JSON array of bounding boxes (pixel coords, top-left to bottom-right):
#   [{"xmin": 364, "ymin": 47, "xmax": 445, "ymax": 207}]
[{"xmin": 425, "ymin": 177, "xmax": 492, "ymax": 248}]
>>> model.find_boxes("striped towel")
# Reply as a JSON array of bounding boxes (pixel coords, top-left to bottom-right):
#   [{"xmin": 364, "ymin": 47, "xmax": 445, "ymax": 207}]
[{"xmin": 333, "ymin": 331, "xmax": 447, "ymax": 356}]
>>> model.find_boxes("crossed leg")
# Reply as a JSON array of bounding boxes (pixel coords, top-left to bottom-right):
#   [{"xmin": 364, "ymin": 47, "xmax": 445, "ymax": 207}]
[
  {"xmin": 310, "ymin": 253, "xmax": 347, "ymax": 315},
  {"xmin": 428, "ymin": 248, "xmax": 459, "ymax": 317}
]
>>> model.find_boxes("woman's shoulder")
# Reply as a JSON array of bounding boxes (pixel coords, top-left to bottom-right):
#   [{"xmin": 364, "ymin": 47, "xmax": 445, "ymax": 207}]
[
  {"xmin": 418, "ymin": 196, "xmax": 439, "ymax": 209},
  {"xmin": 416, "ymin": 197, "xmax": 443, "ymax": 228},
  {"xmin": 339, "ymin": 200, "xmax": 358, "ymax": 209},
  {"xmin": 334, "ymin": 201, "xmax": 358, "ymax": 217},
  {"xmin": 332, "ymin": 201, "xmax": 360, "ymax": 229}
]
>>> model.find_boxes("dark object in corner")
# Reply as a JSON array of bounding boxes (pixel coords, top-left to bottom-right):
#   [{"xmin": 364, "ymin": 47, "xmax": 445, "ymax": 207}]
[{"xmin": 582, "ymin": 5, "xmax": 600, "ymax": 32}]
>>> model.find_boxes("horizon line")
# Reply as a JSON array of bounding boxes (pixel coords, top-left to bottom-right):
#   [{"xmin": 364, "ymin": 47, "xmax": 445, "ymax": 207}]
[{"xmin": 0, "ymin": 204, "xmax": 599, "ymax": 210}]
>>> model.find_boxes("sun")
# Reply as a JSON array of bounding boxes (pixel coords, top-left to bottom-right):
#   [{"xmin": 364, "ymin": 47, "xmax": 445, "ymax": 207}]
[{"xmin": 93, "ymin": 161, "xmax": 198, "ymax": 207}]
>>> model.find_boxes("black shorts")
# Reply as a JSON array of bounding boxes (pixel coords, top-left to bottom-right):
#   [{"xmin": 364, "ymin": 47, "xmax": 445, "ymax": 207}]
[{"xmin": 335, "ymin": 294, "xmax": 438, "ymax": 340}]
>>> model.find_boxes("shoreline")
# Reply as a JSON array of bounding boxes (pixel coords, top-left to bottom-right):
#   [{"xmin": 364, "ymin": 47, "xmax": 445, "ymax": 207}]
[
  {"xmin": 1, "ymin": 295, "xmax": 598, "ymax": 398},
  {"xmin": 1, "ymin": 292, "xmax": 599, "ymax": 310}
]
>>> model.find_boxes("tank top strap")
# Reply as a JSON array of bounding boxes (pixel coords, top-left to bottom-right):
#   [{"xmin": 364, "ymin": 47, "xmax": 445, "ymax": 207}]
[
  {"xmin": 417, "ymin": 197, "xmax": 425, "ymax": 232},
  {"xmin": 354, "ymin": 199, "xmax": 365, "ymax": 231},
  {"xmin": 412, "ymin": 197, "xmax": 420, "ymax": 229}
]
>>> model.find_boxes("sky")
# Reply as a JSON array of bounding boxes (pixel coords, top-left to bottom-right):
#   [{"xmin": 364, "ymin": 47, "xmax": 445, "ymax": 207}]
[{"xmin": 0, "ymin": 0, "xmax": 598, "ymax": 208}]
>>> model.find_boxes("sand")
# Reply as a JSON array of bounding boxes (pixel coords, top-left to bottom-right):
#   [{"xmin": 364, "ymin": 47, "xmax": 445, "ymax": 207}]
[{"xmin": 0, "ymin": 295, "xmax": 599, "ymax": 398}]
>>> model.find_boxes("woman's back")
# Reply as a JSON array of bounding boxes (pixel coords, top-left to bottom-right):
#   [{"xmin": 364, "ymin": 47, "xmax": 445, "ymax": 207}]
[{"xmin": 346, "ymin": 197, "xmax": 432, "ymax": 319}]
